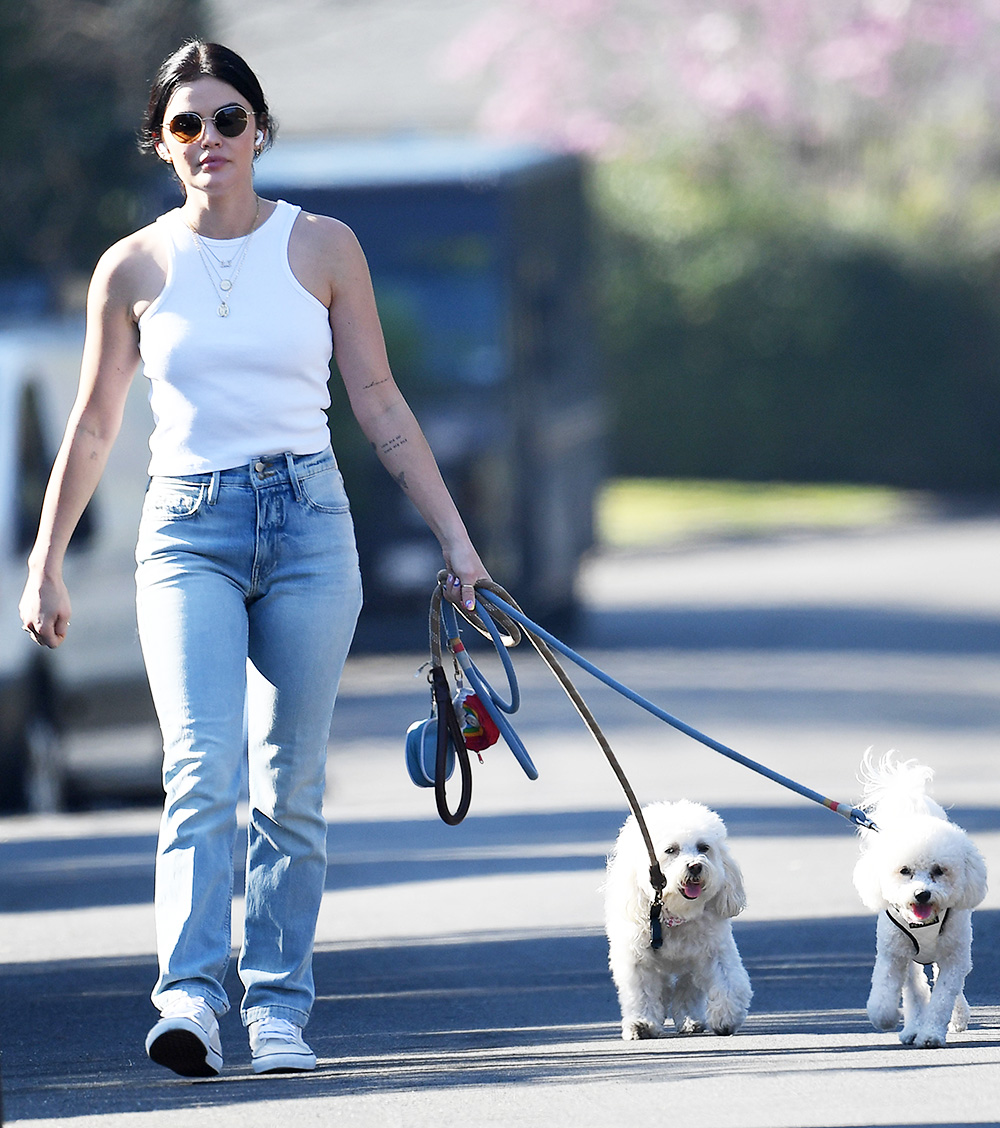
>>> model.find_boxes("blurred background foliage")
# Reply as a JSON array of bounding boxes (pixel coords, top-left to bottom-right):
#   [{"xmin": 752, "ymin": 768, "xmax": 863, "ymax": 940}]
[
  {"xmin": 597, "ymin": 149, "xmax": 1000, "ymax": 487},
  {"xmin": 446, "ymin": 0, "xmax": 1000, "ymax": 490},
  {"xmin": 0, "ymin": 0, "xmax": 206, "ymax": 304}
]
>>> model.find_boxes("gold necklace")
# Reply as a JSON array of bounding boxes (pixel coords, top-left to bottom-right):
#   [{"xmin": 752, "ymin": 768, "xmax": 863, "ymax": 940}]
[{"xmin": 186, "ymin": 196, "xmax": 261, "ymax": 318}]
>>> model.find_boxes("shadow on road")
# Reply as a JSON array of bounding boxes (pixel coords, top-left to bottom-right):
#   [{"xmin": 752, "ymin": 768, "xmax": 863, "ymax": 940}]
[
  {"xmin": 5, "ymin": 806, "xmax": 1000, "ymax": 914},
  {"xmin": 579, "ymin": 604, "xmax": 1000, "ymax": 654},
  {"xmin": 1, "ymin": 912, "xmax": 998, "ymax": 1121}
]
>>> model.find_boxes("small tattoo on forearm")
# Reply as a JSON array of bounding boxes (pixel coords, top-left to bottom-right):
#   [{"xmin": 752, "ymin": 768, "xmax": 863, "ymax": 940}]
[
  {"xmin": 379, "ymin": 434, "xmax": 408, "ymax": 455},
  {"xmin": 394, "ymin": 470, "xmax": 409, "ymax": 491},
  {"xmin": 363, "ymin": 376, "xmax": 390, "ymax": 389}
]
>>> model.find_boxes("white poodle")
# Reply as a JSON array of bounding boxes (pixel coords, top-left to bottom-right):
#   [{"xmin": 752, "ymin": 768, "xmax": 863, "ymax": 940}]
[
  {"xmin": 604, "ymin": 799, "xmax": 752, "ymax": 1040},
  {"xmin": 853, "ymin": 751, "xmax": 988, "ymax": 1048}
]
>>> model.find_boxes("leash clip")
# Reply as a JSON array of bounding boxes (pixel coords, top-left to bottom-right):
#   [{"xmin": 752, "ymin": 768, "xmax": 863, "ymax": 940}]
[
  {"xmin": 649, "ymin": 865, "xmax": 666, "ymax": 950},
  {"xmin": 650, "ymin": 892, "xmax": 664, "ymax": 950}
]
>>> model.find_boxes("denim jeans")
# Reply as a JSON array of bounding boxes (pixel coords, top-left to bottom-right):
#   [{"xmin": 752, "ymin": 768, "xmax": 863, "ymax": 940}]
[{"xmin": 135, "ymin": 448, "xmax": 363, "ymax": 1027}]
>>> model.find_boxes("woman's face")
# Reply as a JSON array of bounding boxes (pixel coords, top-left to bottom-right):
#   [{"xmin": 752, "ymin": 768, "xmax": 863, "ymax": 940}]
[{"xmin": 155, "ymin": 76, "xmax": 259, "ymax": 196}]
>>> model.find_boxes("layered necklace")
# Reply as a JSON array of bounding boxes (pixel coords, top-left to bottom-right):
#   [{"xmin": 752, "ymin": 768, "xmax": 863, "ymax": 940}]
[{"xmin": 186, "ymin": 195, "xmax": 261, "ymax": 318}]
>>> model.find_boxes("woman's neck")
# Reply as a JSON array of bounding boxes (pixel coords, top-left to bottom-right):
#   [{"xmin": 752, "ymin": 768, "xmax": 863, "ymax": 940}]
[{"xmin": 180, "ymin": 191, "xmax": 263, "ymax": 239}]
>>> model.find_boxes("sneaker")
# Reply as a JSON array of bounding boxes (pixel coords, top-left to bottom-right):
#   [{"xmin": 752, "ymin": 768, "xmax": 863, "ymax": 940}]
[
  {"xmin": 145, "ymin": 995, "xmax": 223, "ymax": 1078},
  {"xmin": 249, "ymin": 1016, "xmax": 317, "ymax": 1073}
]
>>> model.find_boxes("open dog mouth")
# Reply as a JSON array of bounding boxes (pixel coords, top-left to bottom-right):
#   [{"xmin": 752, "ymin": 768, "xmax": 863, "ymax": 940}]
[
  {"xmin": 909, "ymin": 901, "xmax": 939, "ymax": 923},
  {"xmin": 681, "ymin": 879, "xmax": 702, "ymax": 900}
]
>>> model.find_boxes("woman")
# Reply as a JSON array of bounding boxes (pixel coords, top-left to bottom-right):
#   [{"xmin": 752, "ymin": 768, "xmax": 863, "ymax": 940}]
[{"xmin": 19, "ymin": 40, "xmax": 489, "ymax": 1078}]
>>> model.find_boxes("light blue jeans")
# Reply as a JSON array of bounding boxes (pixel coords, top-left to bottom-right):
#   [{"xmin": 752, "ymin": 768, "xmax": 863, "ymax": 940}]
[{"xmin": 135, "ymin": 448, "xmax": 363, "ymax": 1028}]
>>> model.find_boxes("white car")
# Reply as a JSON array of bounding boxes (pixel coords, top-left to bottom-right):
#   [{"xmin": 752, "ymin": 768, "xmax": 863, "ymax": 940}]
[{"xmin": 0, "ymin": 321, "xmax": 155, "ymax": 812}]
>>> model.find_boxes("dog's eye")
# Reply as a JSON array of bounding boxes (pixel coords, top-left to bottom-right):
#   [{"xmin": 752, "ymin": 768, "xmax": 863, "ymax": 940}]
[
  {"xmin": 931, "ymin": 865, "xmax": 946, "ymax": 879},
  {"xmin": 697, "ymin": 843, "xmax": 710, "ymax": 854},
  {"xmin": 899, "ymin": 866, "xmax": 912, "ymax": 877},
  {"xmin": 664, "ymin": 845, "xmax": 679, "ymax": 856}
]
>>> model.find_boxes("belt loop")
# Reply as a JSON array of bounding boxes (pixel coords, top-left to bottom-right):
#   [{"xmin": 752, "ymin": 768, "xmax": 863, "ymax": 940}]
[
  {"xmin": 207, "ymin": 470, "xmax": 221, "ymax": 505},
  {"xmin": 284, "ymin": 451, "xmax": 303, "ymax": 502}
]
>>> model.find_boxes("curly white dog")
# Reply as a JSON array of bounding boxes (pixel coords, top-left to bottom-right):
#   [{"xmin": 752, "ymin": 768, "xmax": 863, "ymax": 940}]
[
  {"xmin": 604, "ymin": 800, "xmax": 752, "ymax": 1041},
  {"xmin": 853, "ymin": 751, "xmax": 988, "ymax": 1048}
]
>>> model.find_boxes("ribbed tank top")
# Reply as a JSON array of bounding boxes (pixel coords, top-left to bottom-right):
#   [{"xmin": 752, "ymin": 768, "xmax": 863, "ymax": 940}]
[{"xmin": 138, "ymin": 199, "xmax": 333, "ymax": 475}]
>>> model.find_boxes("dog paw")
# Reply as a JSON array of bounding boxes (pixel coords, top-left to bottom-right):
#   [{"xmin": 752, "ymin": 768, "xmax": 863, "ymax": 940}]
[
  {"xmin": 706, "ymin": 1006, "xmax": 747, "ymax": 1036},
  {"xmin": 908, "ymin": 1028, "xmax": 947, "ymax": 1049},
  {"xmin": 622, "ymin": 1020, "xmax": 663, "ymax": 1041},
  {"xmin": 677, "ymin": 1018, "xmax": 705, "ymax": 1035},
  {"xmin": 949, "ymin": 999, "xmax": 970, "ymax": 1033},
  {"xmin": 868, "ymin": 1005, "xmax": 900, "ymax": 1032}
]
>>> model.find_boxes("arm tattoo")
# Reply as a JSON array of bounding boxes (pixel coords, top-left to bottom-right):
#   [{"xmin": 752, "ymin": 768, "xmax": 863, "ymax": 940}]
[
  {"xmin": 370, "ymin": 436, "xmax": 411, "ymax": 490},
  {"xmin": 379, "ymin": 434, "xmax": 408, "ymax": 456},
  {"xmin": 362, "ymin": 376, "xmax": 390, "ymax": 390}
]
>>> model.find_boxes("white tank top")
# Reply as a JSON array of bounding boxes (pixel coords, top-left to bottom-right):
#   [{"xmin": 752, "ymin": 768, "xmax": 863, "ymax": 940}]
[{"xmin": 138, "ymin": 199, "xmax": 333, "ymax": 475}]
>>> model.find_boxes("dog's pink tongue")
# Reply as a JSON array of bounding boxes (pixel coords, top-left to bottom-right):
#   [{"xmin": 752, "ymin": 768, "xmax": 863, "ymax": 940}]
[
  {"xmin": 912, "ymin": 902, "xmax": 935, "ymax": 921},
  {"xmin": 683, "ymin": 882, "xmax": 702, "ymax": 900}
]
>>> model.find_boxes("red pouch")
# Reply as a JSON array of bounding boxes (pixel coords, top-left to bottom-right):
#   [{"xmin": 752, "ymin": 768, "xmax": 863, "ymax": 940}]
[{"xmin": 458, "ymin": 690, "xmax": 500, "ymax": 752}]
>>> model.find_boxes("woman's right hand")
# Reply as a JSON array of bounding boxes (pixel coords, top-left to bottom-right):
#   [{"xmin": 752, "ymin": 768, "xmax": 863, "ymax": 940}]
[{"xmin": 19, "ymin": 570, "xmax": 73, "ymax": 649}]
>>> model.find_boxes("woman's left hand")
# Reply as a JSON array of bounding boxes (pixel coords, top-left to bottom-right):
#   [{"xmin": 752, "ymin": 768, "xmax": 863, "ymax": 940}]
[{"xmin": 442, "ymin": 545, "xmax": 490, "ymax": 612}]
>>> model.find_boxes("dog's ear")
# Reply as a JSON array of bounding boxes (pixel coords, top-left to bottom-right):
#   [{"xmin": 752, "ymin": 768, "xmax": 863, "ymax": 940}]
[
  {"xmin": 604, "ymin": 826, "xmax": 650, "ymax": 929},
  {"xmin": 952, "ymin": 840, "xmax": 988, "ymax": 910},
  {"xmin": 852, "ymin": 850, "xmax": 884, "ymax": 911},
  {"xmin": 715, "ymin": 844, "xmax": 747, "ymax": 918}
]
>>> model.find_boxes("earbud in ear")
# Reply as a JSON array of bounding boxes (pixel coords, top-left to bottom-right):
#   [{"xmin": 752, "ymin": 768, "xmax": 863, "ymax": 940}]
[{"xmin": 255, "ymin": 130, "xmax": 264, "ymax": 145}]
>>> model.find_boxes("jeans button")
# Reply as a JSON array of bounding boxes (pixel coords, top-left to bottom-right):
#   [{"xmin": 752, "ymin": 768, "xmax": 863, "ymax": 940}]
[{"xmin": 254, "ymin": 460, "xmax": 266, "ymax": 473}]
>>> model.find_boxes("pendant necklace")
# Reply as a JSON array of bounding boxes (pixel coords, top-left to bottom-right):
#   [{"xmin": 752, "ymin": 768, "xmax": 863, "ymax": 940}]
[{"xmin": 187, "ymin": 196, "xmax": 261, "ymax": 317}]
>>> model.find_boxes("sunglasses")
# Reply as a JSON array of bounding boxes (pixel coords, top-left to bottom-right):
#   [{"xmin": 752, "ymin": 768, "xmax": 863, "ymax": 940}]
[{"xmin": 165, "ymin": 104, "xmax": 254, "ymax": 144}]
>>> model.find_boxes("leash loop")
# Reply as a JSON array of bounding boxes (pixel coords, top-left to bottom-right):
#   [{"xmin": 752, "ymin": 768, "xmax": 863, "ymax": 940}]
[
  {"xmin": 442, "ymin": 606, "xmax": 538, "ymax": 781},
  {"xmin": 426, "ymin": 583, "xmax": 473, "ymax": 825}
]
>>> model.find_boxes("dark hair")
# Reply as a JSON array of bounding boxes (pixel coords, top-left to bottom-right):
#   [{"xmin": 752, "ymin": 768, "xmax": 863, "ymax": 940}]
[{"xmin": 139, "ymin": 40, "xmax": 276, "ymax": 155}]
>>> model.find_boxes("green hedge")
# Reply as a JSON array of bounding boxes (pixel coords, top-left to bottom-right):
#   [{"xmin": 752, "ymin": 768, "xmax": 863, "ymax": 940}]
[{"xmin": 597, "ymin": 173, "xmax": 1000, "ymax": 491}]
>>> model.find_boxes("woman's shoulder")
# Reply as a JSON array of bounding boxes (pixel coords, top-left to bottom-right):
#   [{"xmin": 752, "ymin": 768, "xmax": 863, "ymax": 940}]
[
  {"xmin": 290, "ymin": 207, "xmax": 364, "ymax": 255},
  {"xmin": 286, "ymin": 207, "xmax": 370, "ymax": 296},
  {"xmin": 98, "ymin": 217, "xmax": 169, "ymax": 272},
  {"xmin": 91, "ymin": 218, "xmax": 171, "ymax": 307}
]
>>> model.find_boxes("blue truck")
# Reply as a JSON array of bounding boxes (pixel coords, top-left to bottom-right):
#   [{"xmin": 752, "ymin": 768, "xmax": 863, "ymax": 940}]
[{"xmin": 253, "ymin": 136, "xmax": 603, "ymax": 632}]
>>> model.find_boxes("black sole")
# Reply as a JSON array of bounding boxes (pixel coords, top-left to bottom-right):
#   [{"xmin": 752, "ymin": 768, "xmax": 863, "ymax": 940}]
[{"xmin": 148, "ymin": 1029, "xmax": 220, "ymax": 1077}]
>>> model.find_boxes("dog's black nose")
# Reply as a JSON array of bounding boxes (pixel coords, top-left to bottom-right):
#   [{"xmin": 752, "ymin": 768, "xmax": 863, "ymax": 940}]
[
  {"xmin": 687, "ymin": 862, "xmax": 702, "ymax": 877},
  {"xmin": 915, "ymin": 890, "xmax": 932, "ymax": 904}
]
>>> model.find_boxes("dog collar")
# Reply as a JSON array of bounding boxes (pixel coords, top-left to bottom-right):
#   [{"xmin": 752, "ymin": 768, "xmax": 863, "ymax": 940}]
[{"xmin": 885, "ymin": 906, "xmax": 950, "ymax": 965}]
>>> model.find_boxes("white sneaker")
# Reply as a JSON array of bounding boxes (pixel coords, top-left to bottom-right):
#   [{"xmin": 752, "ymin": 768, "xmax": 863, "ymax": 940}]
[
  {"xmin": 145, "ymin": 995, "xmax": 223, "ymax": 1077},
  {"xmin": 249, "ymin": 1016, "xmax": 317, "ymax": 1073}
]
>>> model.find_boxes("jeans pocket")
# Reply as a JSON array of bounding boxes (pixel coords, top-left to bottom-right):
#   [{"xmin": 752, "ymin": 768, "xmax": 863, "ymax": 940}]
[
  {"xmin": 142, "ymin": 480, "xmax": 207, "ymax": 521},
  {"xmin": 298, "ymin": 466, "xmax": 351, "ymax": 514}
]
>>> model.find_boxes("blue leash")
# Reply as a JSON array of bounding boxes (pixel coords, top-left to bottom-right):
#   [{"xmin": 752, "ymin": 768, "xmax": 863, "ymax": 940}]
[{"xmin": 436, "ymin": 581, "xmax": 876, "ymax": 834}]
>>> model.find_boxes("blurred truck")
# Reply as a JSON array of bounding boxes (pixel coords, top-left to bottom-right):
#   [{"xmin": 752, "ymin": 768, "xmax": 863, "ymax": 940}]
[
  {"xmin": 0, "ymin": 322, "xmax": 156, "ymax": 813},
  {"xmin": 252, "ymin": 136, "xmax": 603, "ymax": 630}
]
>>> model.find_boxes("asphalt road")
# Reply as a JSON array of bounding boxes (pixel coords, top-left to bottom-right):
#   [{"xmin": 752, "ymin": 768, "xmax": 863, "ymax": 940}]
[{"xmin": 2, "ymin": 515, "xmax": 999, "ymax": 1127}]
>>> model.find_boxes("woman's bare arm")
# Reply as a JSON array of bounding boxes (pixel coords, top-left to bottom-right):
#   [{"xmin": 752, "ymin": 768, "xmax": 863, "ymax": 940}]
[
  {"xmin": 19, "ymin": 242, "xmax": 143, "ymax": 647},
  {"xmin": 323, "ymin": 218, "xmax": 490, "ymax": 607}
]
